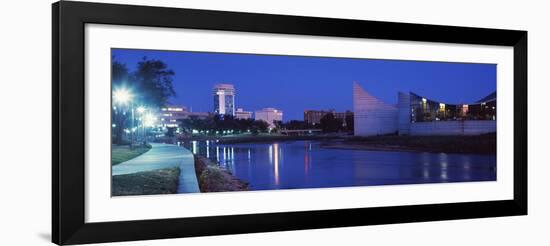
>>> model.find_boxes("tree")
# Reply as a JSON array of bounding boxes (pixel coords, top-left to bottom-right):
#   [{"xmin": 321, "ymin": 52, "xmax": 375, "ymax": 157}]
[
  {"xmin": 165, "ymin": 127, "xmax": 176, "ymax": 137},
  {"xmin": 345, "ymin": 113, "xmax": 354, "ymax": 132},
  {"xmin": 251, "ymin": 120, "xmax": 269, "ymax": 134},
  {"xmin": 112, "ymin": 60, "xmax": 130, "ymax": 86},
  {"xmin": 282, "ymin": 120, "xmax": 311, "ymax": 130},
  {"xmin": 111, "ymin": 57, "xmax": 176, "ymax": 144},
  {"xmin": 272, "ymin": 120, "xmax": 283, "ymax": 132},
  {"xmin": 320, "ymin": 113, "xmax": 343, "ymax": 133},
  {"xmin": 111, "ymin": 60, "xmax": 130, "ymax": 144},
  {"xmin": 133, "ymin": 57, "xmax": 176, "ymax": 107}
]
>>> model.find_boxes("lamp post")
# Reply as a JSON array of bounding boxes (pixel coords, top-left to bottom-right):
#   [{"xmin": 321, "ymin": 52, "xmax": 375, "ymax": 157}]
[
  {"xmin": 113, "ymin": 88, "xmax": 134, "ymax": 149},
  {"xmin": 143, "ymin": 113, "xmax": 157, "ymax": 143},
  {"xmin": 137, "ymin": 106, "xmax": 146, "ymax": 144},
  {"xmin": 131, "ymin": 105, "xmax": 135, "ymax": 149}
]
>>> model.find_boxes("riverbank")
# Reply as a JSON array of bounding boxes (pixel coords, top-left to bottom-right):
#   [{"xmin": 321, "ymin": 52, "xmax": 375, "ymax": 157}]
[
  {"xmin": 179, "ymin": 133, "xmax": 350, "ymax": 144},
  {"xmin": 322, "ymin": 133, "xmax": 496, "ymax": 154},
  {"xmin": 194, "ymin": 155, "xmax": 248, "ymax": 192},
  {"xmin": 111, "ymin": 144, "xmax": 151, "ymax": 165},
  {"xmin": 111, "ymin": 167, "xmax": 180, "ymax": 196}
]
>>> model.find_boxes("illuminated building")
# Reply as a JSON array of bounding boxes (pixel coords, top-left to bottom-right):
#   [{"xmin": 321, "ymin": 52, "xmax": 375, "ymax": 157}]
[
  {"xmin": 213, "ymin": 83, "xmax": 236, "ymax": 116},
  {"xmin": 235, "ymin": 108, "xmax": 253, "ymax": 120},
  {"xmin": 160, "ymin": 105, "xmax": 210, "ymax": 128},
  {"xmin": 353, "ymin": 82, "xmax": 496, "ymax": 136},
  {"xmin": 255, "ymin": 108, "xmax": 283, "ymax": 128}
]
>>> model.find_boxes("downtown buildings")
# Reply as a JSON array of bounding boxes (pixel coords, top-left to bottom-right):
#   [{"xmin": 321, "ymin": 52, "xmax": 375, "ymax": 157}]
[
  {"xmin": 162, "ymin": 83, "xmax": 285, "ymax": 133},
  {"xmin": 213, "ymin": 84, "xmax": 283, "ymax": 128}
]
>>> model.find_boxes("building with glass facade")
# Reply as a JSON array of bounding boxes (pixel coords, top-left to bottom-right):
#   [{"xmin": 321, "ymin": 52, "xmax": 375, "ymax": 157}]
[
  {"xmin": 353, "ymin": 82, "xmax": 496, "ymax": 136},
  {"xmin": 213, "ymin": 83, "xmax": 236, "ymax": 116},
  {"xmin": 408, "ymin": 92, "xmax": 496, "ymax": 123}
]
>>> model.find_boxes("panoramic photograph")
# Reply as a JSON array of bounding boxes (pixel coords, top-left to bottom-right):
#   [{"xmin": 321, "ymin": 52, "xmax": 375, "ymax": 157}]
[{"xmin": 110, "ymin": 48, "xmax": 497, "ymax": 196}]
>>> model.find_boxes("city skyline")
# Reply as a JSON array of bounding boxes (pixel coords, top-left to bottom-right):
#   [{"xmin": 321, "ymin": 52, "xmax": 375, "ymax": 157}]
[{"xmin": 112, "ymin": 48, "xmax": 496, "ymax": 121}]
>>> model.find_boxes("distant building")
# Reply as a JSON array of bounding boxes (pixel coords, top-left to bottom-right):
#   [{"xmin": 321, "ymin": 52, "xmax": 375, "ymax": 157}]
[
  {"xmin": 303, "ymin": 110, "xmax": 328, "ymax": 125},
  {"xmin": 304, "ymin": 109, "xmax": 353, "ymax": 126},
  {"xmin": 235, "ymin": 108, "xmax": 253, "ymax": 120},
  {"xmin": 160, "ymin": 105, "xmax": 210, "ymax": 128},
  {"xmin": 353, "ymin": 82, "xmax": 496, "ymax": 136},
  {"xmin": 213, "ymin": 83, "xmax": 236, "ymax": 116},
  {"xmin": 255, "ymin": 108, "xmax": 283, "ymax": 128}
]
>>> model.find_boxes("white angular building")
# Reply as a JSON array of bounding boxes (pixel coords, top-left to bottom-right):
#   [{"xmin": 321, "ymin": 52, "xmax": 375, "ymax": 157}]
[{"xmin": 353, "ymin": 82, "xmax": 398, "ymax": 136}]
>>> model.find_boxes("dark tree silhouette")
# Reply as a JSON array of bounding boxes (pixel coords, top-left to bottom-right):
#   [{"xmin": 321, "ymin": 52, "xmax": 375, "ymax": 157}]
[
  {"xmin": 133, "ymin": 57, "xmax": 176, "ymax": 107},
  {"xmin": 251, "ymin": 120, "xmax": 269, "ymax": 134},
  {"xmin": 111, "ymin": 57, "xmax": 176, "ymax": 144},
  {"xmin": 111, "ymin": 60, "xmax": 130, "ymax": 144},
  {"xmin": 320, "ymin": 113, "xmax": 343, "ymax": 132},
  {"xmin": 345, "ymin": 113, "xmax": 354, "ymax": 132},
  {"xmin": 281, "ymin": 120, "xmax": 313, "ymax": 130}
]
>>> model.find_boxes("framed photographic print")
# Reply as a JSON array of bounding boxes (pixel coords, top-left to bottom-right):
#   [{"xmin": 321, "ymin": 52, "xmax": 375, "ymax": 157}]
[{"xmin": 52, "ymin": 1, "xmax": 527, "ymax": 245}]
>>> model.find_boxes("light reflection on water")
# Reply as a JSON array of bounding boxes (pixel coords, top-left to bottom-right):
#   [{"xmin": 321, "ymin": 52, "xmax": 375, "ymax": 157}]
[{"xmin": 183, "ymin": 140, "xmax": 496, "ymax": 191}]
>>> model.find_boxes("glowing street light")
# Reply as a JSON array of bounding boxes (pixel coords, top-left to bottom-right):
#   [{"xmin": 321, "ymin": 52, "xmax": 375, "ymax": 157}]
[
  {"xmin": 137, "ymin": 106, "xmax": 146, "ymax": 114},
  {"xmin": 143, "ymin": 113, "xmax": 157, "ymax": 127},
  {"xmin": 113, "ymin": 87, "xmax": 135, "ymax": 148},
  {"xmin": 136, "ymin": 106, "xmax": 147, "ymax": 142},
  {"xmin": 113, "ymin": 88, "xmax": 132, "ymax": 105}
]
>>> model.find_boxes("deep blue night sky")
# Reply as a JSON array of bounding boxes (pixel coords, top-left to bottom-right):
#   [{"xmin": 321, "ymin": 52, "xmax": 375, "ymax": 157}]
[{"xmin": 112, "ymin": 48, "xmax": 496, "ymax": 121}]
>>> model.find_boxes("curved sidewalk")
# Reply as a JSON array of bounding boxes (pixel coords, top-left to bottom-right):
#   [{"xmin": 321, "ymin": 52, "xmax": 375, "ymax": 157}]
[{"xmin": 112, "ymin": 143, "xmax": 200, "ymax": 193}]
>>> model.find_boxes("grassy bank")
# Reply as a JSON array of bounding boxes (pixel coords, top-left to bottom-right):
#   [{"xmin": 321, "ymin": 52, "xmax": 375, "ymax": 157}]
[
  {"xmin": 112, "ymin": 167, "xmax": 180, "ymax": 196},
  {"xmin": 194, "ymin": 155, "xmax": 248, "ymax": 192},
  {"xmin": 324, "ymin": 133, "xmax": 496, "ymax": 154},
  {"xmin": 111, "ymin": 144, "xmax": 151, "ymax": 165}
]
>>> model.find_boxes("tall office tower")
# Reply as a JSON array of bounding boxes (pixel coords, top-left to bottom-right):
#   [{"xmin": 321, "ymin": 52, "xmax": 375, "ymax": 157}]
[{"xmin": 213, "ymin": 83, "xmax": 236, "ymax": 116}]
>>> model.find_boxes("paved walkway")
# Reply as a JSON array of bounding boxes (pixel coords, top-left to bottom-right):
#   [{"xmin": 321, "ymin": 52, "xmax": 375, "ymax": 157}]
[{"xmin": 112, "ymin": 143, "xmax": 200, "ymax": 193}]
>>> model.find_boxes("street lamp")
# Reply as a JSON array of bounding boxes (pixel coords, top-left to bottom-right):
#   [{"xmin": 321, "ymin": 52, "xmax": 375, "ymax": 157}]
[
  {"xmin": 136, "ymin": 106, "xmax": 146, "ymax": 143},
  {"xmin": 113, "ymin": 88, "xmax": 132, "ymax": 105},
  {"xmin": 113, "ymin": 88, "xmax": 135, "ymax": 149},
  {"xmin": 143, "ymin": 113, "xmax": 157, "ymax": 127},
  {"xmin": 137, "ymin": 106, "xmax": 146, "ymax": 114}
]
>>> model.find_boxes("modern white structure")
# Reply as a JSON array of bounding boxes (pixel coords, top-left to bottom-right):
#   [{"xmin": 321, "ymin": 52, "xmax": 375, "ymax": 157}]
[
  {"xmin": 353, "ymin": 82, "xmax": 398, "ymax": 136},
  {"xmin": 213, "ymin": 83, "xmax": 236, "ymax": 116},
  {"xmin": 353, "ymin": 82, "xmax": 497, "ymax": 136},
  {"xmin": 254, "ymin": 108, "xmax": 283, "ymax": 128},
  {"xmin": 235, "ymin": 108, "xmax": 253, "ymax": 120}
]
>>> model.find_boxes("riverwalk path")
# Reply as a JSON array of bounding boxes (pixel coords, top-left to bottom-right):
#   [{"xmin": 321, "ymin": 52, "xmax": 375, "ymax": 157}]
[{"xmin": 112, "ymin": 143, "xmax": 200, "ymax": 193}]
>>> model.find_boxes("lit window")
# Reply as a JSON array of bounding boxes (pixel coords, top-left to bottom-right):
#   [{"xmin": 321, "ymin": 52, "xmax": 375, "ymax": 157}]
[{"xmin": 462, "ymin": 104, "xmax": 469, "ymax": 114}]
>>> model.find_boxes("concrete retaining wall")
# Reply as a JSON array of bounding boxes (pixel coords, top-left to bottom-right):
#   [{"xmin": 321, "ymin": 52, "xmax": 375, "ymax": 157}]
[{"xmin": 409, "ymin": 120, "xmax": 496, "ymax": 135}]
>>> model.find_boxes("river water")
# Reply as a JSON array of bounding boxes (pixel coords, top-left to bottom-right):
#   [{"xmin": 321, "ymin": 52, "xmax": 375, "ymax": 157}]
[{"xmin": 183, "ymin": 140, "xmax": 496, "ymax": 191}]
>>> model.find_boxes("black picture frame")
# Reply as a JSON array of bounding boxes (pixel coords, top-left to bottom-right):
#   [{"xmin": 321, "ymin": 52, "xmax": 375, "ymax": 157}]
[{"xmin": 52, "ymin": 1, "xmax": 527, "ymax": 245}]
